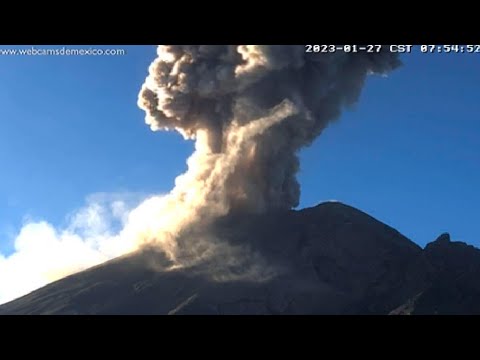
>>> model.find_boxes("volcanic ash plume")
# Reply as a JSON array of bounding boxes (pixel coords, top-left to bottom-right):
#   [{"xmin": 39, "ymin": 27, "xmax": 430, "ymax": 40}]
[
  {"xmin": 136, "ymin": 45, "xmax": 401, "ymax": 261},
  {"xmin": 0, "ymin": 46, "xmax": 401, "ymax": 305}
]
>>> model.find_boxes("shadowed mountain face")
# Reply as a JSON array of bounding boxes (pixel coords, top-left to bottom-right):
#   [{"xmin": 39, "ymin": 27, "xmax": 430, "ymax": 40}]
[{"xmin": 0, "ymin": 202, "xmax": 478, "ymax": 315}]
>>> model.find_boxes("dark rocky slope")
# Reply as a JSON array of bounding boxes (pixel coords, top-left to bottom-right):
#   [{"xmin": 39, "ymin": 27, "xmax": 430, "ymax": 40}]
[
  {"xmin": 0, "ymin": 202, "xmax": 477, "ymax": 315},
  {"xmin": 390, "ymin": 233, "xmax": 480, "ymax": 315}
]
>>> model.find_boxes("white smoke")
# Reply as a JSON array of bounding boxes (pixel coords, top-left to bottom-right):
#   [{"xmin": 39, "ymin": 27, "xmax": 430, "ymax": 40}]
[{"xmin": 0, "ymin": 193, "xmax": 149, "ymax": 304}]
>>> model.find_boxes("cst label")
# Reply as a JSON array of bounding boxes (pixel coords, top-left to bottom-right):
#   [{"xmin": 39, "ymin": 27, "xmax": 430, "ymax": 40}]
[{"xmin": 389, "ymin": 45, "xmax": 414, "ymax": 53}]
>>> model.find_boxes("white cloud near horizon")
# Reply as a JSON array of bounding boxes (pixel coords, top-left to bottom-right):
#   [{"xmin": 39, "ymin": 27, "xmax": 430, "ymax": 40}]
[{"xmin": 0, "ymin": 192, "xmax": 151, "ymax": 305}]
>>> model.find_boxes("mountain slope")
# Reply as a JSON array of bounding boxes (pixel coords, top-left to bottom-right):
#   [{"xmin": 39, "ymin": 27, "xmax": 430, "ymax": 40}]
[
  {"xmin": 390, "ymin": 233, "xmax": 480, "ymax": 315},
  {"xmin": 0, "ymin": 202, "xmax": 478, "ymax": 315}
]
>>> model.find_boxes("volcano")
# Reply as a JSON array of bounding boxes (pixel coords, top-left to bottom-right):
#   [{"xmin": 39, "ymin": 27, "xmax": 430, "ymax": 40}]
[{"xmin": 1, "ymin": 201, "xmax": 479, "ymax": 315}]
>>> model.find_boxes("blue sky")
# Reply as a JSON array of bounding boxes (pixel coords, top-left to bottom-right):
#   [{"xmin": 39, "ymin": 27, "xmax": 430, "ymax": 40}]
[{"xmin": 0, "ymin": 45, "xmax": 478, "ymax": 255}]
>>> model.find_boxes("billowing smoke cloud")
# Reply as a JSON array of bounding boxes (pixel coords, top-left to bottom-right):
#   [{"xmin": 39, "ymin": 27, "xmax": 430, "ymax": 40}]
[
  {"xmin": 0, "ymin": 190, "xmax": 277, "ymax": 305},
  {"xmin": 137, "ymin": 45, "xmax": 401, "ymax": 257},
  {"xmin": 0, "ymin": 46, "xmax": 401, "ymax": 304},
  {"xmin": 0, "ymin": 193, "xmax": 145, "ymax": 304}
]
